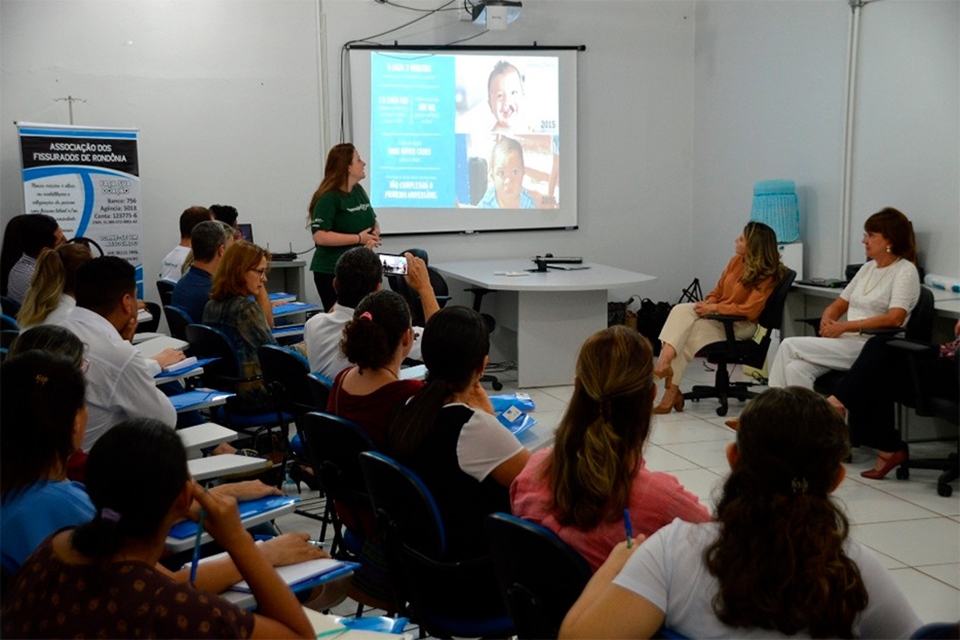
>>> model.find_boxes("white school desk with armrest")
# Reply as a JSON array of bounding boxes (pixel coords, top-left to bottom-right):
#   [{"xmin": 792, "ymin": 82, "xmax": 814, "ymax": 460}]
[
  {"xmin": 163, "ymin": 493, "xmax": 292, "ymax": 552},
  {"xmin": 434, "ymin": 260, "xmax": 656, "ymax": 387}
]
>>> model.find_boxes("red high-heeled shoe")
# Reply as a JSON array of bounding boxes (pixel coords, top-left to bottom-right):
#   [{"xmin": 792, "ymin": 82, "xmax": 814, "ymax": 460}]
[
  {"xmin": 653, "ymin": 386, "xmax": 684, "ymax": 414},
  {"xmin": 860, "ymin": 449, "xmax": 908, "ymax": 480}
]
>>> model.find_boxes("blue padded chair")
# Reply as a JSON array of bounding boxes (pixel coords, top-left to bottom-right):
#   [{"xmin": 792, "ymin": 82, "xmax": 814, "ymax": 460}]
[
  {"xmin": 1, "ymin": 314, "xmax": 19, "ymax": 332},
  {"xmin": 135, "ymin": 301, "xmax": 162, "ymax": 334},
  {"xmin": 306, "ymin": 372, "xmax": 333, "ymax": 410},
  {"xmin": 484, "ymin": 513, "xmax": 592, "ymax": 639},
  {"xmin": 359, "ymin": 451, "xmax": 513, "ymax": 639},
  {"xmin": 0, "ymin": 296, "xmax": 21, "ymax": 318},
  {"xmin": 156, "ymin": 279, "xmax": 175, "ymax": 307},
  {"xmin": 163, "ymin": 305, "xmax": 194, "ymax": 341},
  {"xmin": 185, "ymin": 323, "xmax": 294, "ymax": 484}
]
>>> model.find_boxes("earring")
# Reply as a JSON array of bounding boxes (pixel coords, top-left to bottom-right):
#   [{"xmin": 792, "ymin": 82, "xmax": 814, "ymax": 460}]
[{"xmin": 885, "ymin": 246, "xmax": 891, "ymax": 253}]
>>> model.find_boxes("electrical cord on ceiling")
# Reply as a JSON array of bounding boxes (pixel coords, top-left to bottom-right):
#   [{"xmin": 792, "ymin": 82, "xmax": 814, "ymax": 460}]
[{"xmin": 337, "ymin": 0, "xmax": 488, "ymax": 142}]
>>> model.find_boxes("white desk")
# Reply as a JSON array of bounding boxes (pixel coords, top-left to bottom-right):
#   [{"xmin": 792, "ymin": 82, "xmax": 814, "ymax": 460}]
[
  {"xmin": 187, "ymin": 453, "xmax": 269, "ymax": 482},
  {"xmin": 434, "ymin": 260, "xmax": 656, "ymax": 387},
  {"xmin": 178, "ymin": 422, "xmax": 238, "ymax": 454},
  {"xmin": 164, "ymin": 497, "xmax": 293, "ymax": 552}
]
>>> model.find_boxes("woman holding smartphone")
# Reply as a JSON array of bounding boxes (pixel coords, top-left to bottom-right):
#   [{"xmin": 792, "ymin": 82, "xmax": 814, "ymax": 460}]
[{"xmin": 308, "ymin": 143, "xmax": 380, "ymax": 311}]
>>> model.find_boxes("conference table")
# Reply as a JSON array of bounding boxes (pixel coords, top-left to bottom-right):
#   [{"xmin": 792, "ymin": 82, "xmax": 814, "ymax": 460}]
[{"xmin": 434, "ymin": 259, "xmax": 656, "ymax": 387}]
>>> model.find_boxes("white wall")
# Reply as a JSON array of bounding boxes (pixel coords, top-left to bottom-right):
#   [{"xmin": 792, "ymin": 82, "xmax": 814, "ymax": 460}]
[
  {"xmin": 1, "ymin": 0, "xmax": 957, "ymax": 308},
  {"xmin": 693, "ymin": 0, "xmax": 959, "ymax": 283}
]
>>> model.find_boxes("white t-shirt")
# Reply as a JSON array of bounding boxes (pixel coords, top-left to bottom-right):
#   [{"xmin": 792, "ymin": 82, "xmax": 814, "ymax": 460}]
[
  {"xmin": 159, "ymin": 245, "xmax": 191, "ymax": 282},
  {"xmin": 449, "ymin": 403, "xmax": 525, "ymax": 481},
  {"xmin": 613, "ymin": 519, "xmax": 922, "ymax": 639},
  {"xmin": 303, "ymin": 303, "xmax": 424, "ymax": 379},
  {"xmin": 841, "ymin": 259, "xmax": 919, "ymax": 326}
]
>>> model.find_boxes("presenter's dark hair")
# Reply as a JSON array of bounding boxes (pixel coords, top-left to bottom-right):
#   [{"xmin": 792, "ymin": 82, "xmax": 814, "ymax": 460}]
[
  {"xmin": 309, "ymin": 143, "xmax": 365, "ymax": 215},
  {"xmin": 1, "ymin": 350, "xmax": 86, "ymax": 501},
  {"xmin": 178, "ymin": 206, "xmax": 213, "ymax": 239},
  {"xmin": 209, "ymin": 204, "xmax": 239, "ymax": 227},
  {"xmin": 72, "ymin": 419, "xmax": 189, "ymax": 559},
  {"xmin": 704, "ymin": 387, "xmax": 867, "ymax": 637},
  {"xmin": 864, "ymin": 207, "xmax": 918, "ymax": 264},
  {"xmin": 389, "ymin": 306, "xmax": 488, "ymax": 457},
  {"xmin": 19, "ymin": 214, "xmax": 61, "ymax": 258},
  {"xmin": 74, "ymin": 256, "xmax": 136, "ymax": 314},
  {"xmin": 334, "ymin": 248, "xmax": 383, "ymax": 308},
  {"xmin": 548, "ymin": 326, "xmax": 655, "ymax": 529},
  {"xmin": 191, "ymin": 220, "xmax": 229, "ymax": 262},
  {"xmin": 341, "ymin": 290, "xmax": 411, "ymax": 370}
]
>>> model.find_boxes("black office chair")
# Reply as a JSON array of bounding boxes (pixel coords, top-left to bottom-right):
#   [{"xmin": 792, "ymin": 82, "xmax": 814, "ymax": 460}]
[
  {"xmin": 306, "ymin": 372, "xmax": 333, "ymax": 410},
  {"xmin": 157, "ymin": 279, "xmax": 175, "ymax": 307},
  {"xmin": 685, "ymin": 268, "xmax": 797, "ymax": 416},
  {"xmin": 135, "ymin": 301, "xmax": 162, "ymax": 334},
  {"xmin": 257, "ymin": 345, "xmax": 321, "ymax": 493},
  {"xmin": 163, "ymin": 305, "xmax": 194, "ymax": 341},
  {"xmin": 888, "ymin": 338, "xmax": 959, "ymax": 497},
  {"xmin": 359, "ymin": 451, "xmax": 513, "ymax": 639},
  {"xmin": 184, "ymin": 323, "xmax": 294, "ymax": 485},
  {"xmin": 1, "ymin": 314, "xmax": 19, "ymax": 332},
  {"xmin": 484, "ymin": 513, "xmax": 592, "ymax": 639},
  {"xmin": 385, "ymin": 248, "xmax": 452, "ymax": 328},
  {"xmin": 801, "ymin": 286, "xmax": 936, "ymax": 397},
  {"xmin": 0, "ymin": 296, "xmax": 20, "ymax": 318}
]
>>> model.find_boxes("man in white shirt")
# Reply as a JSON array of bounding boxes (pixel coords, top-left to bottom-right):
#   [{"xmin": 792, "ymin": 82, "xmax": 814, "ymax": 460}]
[
  {"xmin": 159, "ymin": 206, "xmax": 213, "ymax": 282},
  {"xmin": 62, "ymin": 256, "xmax": 182, "ymax": 450},
  {"xmin": 304, "ymin": 247, "xmax": 438, "ymax": 379}
]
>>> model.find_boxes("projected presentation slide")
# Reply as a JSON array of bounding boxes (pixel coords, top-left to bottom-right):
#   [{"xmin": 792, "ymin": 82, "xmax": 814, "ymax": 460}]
[{"xmin": 369, "ymin": 52, "xmax": 560, "ymax": 211}]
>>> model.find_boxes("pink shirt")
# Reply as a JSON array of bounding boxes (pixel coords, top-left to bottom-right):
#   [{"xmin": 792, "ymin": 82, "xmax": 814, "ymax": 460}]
[{"xmin": 510, "ymin": 448, "xmax": 712, "ymax": 571}]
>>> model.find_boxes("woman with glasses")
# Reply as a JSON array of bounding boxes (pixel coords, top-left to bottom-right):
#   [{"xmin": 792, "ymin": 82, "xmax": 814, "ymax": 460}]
[{"xmin": 203, "ymin": 241, "xmax": 278, "ymax": 412}]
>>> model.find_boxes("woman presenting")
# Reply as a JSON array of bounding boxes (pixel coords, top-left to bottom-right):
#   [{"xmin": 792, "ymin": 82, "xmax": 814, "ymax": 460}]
[
  {"xmin": 308, "ymin": 143, "xmax": 380, "ymax": 311},
  {"xmin": 768, "ymin": 207, "xmax": 920, "ymax": 390},
  {"xmin": 652, "ymin": 222, "xmax": 784, "ymax": 414}
]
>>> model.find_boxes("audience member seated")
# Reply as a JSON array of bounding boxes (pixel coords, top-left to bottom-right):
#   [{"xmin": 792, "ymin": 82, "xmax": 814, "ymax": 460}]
[
  {"xmin": 159, "ymin": 206, "xmax": 212, "ymax": 283},
  {"xmin": 203, "ymin": 241, "xmax": 278, "ymax": 412},
  {"xmin": 1, "ymin": 214, "xmax": 28, "ymax": 297},
  {"xmin": 210, "ymin": 203, "xmax": 242, "ymax": 241},
  {"xmin": 826, "ymin": 318, "xmax": 960, "ymax": 480},
  {"xmin": 386, "ymin": 306, "xmax": 530, "ymax": 561},
  {"xmin": 0, "ymin": 349, "xmax": 325, "ymax": 591},
  {"xmin": 1, "ymin": 419, "xmax": 316, "ymax": 639},
  {"xmin": 769, "ymin": 208, "xmax": 920, "ymax": 390},
  {"xmin": 171, "ymin": 220, "xmax": 232, "ymax": 322},
  {"xmin": 559, "ymin": 387, "xmax": 921, "ymax": 639},
  {"xmin": 511, "ymin": 326, "xmax": 710, "ymax": 571},
  {"xmin": 16, "ymin": 242, "xmax": 92, "ymax": 329},
  {"xmin": 305, "ymin": 247, "xmax": 437, "ymax": 379},
  {"xmin": 652, "ymin": 221, "xmax": 784, "ymax": 414},
  {"xmin": 327, "ymin": 290, "xmax": 425, "ymax": 447},
  {"xmin": 60, "ymin": 257, "xmax": 180, "ymax": 450},
  {"xmin": 6, "ymin": 214, "xmax": 66, "ymax": 304}
]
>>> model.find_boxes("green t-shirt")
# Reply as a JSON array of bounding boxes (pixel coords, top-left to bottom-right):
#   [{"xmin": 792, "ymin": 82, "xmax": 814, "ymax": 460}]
[{"xmin": 309, "ymin": 184, "xmax": 377, "ymax": 274}]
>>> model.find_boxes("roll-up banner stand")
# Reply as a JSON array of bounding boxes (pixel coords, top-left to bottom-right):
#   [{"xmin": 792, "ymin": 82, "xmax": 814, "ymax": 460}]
[{"xmin": 17, "ymin": 122, "xmax": 144, "ymax": 297}]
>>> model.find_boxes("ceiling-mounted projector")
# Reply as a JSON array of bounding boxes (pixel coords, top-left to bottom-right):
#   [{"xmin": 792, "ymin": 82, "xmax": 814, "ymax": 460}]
[{"xmin": 469, "ymin": 0, "xmax": 522, "ymax": 30}]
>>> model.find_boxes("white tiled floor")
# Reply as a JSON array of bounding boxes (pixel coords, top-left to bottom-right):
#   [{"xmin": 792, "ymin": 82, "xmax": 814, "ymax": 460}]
[{"xmin": 276, "ymin": 356, "xmax": 960, "ymax": 627}]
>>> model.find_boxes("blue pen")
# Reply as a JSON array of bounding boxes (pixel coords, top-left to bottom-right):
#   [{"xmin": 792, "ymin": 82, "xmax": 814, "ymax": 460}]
[
  {"xmin": 624, "ymin": 509, "xmax": 633, "ymax": 548},
  {"xmin": 189, "ymin": 508, "xmax": 206, "ymax": 586}
]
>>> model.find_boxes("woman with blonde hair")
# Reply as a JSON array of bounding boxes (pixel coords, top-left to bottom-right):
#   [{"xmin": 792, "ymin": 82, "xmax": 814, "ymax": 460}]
[
  {"xmin": 308, "ymin": 143, "xmax": 380, "ymax": 310},
  {"xmin": 653, "ymin": 221, "xmax": 785, "ymax": 414},
  {"xmin": 203, "ymin": 241, "xmax": 278, "ymax": 411},
  {"xmin": 511, "ymin": 326, "xmax": 710, "ymax": 571},
  {"xmin": 16, "ymin": 242, "xmax": 92, "ymax": 329}
]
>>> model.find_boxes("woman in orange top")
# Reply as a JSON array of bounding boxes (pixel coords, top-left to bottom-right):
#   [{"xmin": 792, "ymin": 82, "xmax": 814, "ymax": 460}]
[{"xmin": 653, "ymin": 222, "xmax": 784, "ymax": 414}]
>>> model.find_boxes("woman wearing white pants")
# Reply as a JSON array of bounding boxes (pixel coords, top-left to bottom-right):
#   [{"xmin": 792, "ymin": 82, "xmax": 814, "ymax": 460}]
[
  {"xmin": 653, "ymin": 222, "xmax": 784, "ymax": 414},
  {"xmin": 768, "ymin": 207, "xmax": 920, "ymax": 389}
]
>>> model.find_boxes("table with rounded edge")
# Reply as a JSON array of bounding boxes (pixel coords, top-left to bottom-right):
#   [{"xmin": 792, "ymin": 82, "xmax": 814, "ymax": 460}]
[{"xmin": 434, "ymin": 260, "xmax": 656, "ymax": 387}]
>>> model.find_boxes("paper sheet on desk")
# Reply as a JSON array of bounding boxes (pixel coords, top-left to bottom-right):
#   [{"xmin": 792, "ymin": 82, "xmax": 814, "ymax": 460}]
[{"xmin": 232, "ymin": 557, "xmax": 356, "ymax": 592}]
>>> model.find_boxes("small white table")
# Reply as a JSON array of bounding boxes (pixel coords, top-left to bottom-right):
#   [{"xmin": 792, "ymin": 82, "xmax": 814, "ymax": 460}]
[
  {"xmin": 187, "ymin": 453, "xmax": 268, "ymax": 482},
  {"xmin": 178, "ymin": 422, "xmax": 238, "ymax": 455},
  {"xmin": 434, "ymin": 260, "xmax": 656, "ymax": 387}
]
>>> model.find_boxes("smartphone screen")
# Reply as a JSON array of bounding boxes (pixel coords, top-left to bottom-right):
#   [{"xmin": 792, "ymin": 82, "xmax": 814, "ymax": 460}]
[{"xmin": 379, "ymin": 253, "xmax": 408, "ymax": 275}]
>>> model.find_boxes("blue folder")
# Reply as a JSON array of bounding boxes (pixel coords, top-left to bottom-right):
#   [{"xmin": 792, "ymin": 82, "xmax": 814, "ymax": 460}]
[{"xmin": 168, "ymin": 495, "xmax": 300, "ymax": 540}]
